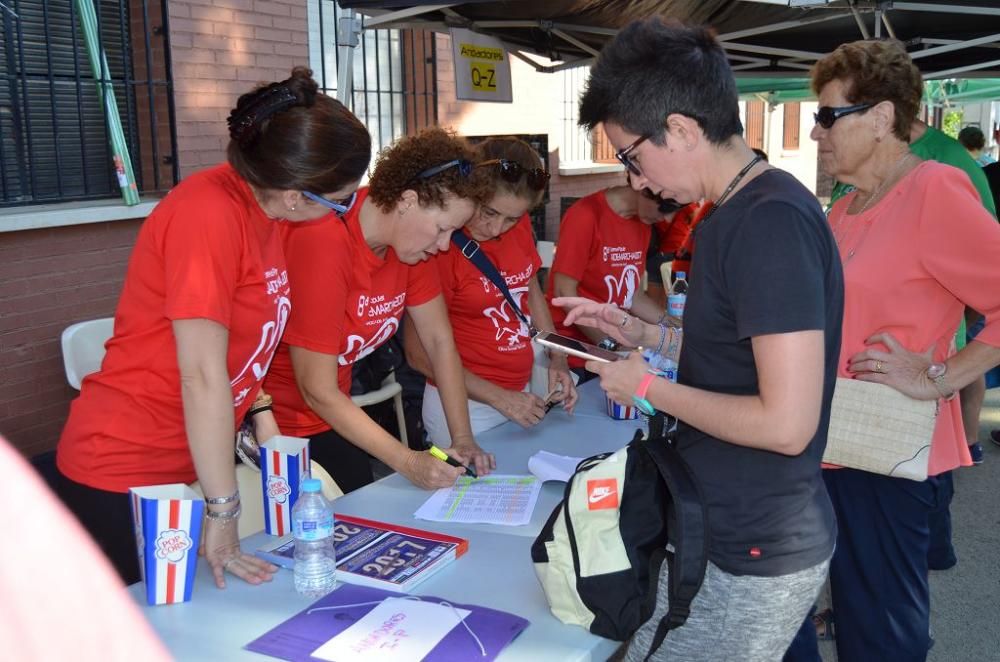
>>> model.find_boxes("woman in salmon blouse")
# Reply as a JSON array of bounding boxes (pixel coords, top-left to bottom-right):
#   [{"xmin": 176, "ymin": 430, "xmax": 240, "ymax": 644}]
[
  {"xmin": 55, "ymin": 68, "xmax": 372, "ymax": 586},
  {"xmin": 801, "ymin": 40, "xmax": 1000, "ymax": 661}
]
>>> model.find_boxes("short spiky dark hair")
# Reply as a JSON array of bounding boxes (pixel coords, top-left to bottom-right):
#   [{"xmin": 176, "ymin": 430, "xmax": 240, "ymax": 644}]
[{"xmin": 579, "ymin": 18, "xmax": 743, "ymax": 145}]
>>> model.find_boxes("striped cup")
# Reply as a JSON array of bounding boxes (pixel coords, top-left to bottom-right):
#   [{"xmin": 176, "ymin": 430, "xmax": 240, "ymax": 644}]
[
  {"xmin": 129, "ymin": 484, "xmax": 204, "ymax": 606},
  {"xmin": 605, "ymin": 393, "xmax": 639, "ymax": 420},
  {"xmin": 259, "ymin": 435, "xmax": 310, "ymax": 536}
]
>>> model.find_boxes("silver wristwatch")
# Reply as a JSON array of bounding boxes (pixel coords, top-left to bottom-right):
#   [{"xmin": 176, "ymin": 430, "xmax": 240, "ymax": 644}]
[{"xmin": 926, "ymin": 362, "xmax": 956, "ymax": 400}]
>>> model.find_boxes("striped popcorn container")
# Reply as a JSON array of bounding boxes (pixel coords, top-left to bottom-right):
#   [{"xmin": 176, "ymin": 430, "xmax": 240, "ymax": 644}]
[
  {"xmin": 605, "ymin": 393, "xmax": 639, "ymax": 420},
  {"xmin": 129, "ymin": 484, "xmax": 204, "ymax": 606},
  {"xmin": 259, "ymin": 435, "xmax": 310, "ymax": 536}
]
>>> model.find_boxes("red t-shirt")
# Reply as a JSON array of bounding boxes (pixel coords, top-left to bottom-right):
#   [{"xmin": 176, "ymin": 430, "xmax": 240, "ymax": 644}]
[
  {"xmin": 547, "ymin": 190, "xmax": 651, "ymax": 346},
  {"xmin": 265, "ymin": 188, "xmax": 441, "ymax": 436},
  {"xmin": 436, "ymin": 215, "xmax": 542, "ymax": 391},
  {"xmin": 654, "ymin": 201, "xmax": 713, "ymax": 276},
  {"xmin": 57, "ymin": 164, "xmax": 291, "ymax": 492}
]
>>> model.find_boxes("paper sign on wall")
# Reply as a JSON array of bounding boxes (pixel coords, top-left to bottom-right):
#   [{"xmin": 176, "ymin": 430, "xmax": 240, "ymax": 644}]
[
  {"xmin": 450, "ymin": 27, "xmax": 513, "ymax": 103},
  {"xmin": 311, "ymin": 598, "xmax": 471, "ymax": 662}
]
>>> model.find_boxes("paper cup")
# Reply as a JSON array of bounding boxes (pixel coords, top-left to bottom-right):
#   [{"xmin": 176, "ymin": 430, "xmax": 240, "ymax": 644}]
[
  {"xmin": 605, "ymin": 393, "xmax": 639, "ymax": 420},
  {"xmin": 259, "ymin": 435, "xmax": 310, "ymax": 536},
  {"xmin": 129, "ymin": 484, "xmax": 204, "ymax": 606}
]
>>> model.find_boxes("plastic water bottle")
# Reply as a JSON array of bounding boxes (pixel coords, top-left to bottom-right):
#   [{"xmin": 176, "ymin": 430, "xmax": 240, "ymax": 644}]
[
  {"xmin": 292, "ymin": 478, "xmax": 337, "ymax": 597},
  {"xmin": 667, "ymin": 271, "xmax": 689, "ymax": 320}
]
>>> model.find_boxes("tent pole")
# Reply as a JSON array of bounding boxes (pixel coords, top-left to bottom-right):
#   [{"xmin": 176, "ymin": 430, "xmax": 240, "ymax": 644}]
[{"xmin": 337, "ymin": 13, "xmax": 362, "ymax": 105}]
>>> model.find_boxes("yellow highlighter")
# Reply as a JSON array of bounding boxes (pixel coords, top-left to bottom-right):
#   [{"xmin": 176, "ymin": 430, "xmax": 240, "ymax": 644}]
[{"xmin": 427, "ymin": 443, "xmax": 478, "ymax": 479}]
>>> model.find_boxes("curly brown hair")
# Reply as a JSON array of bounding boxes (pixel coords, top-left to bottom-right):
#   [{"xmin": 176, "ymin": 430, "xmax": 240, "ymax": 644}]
[
  {"xmin": 472, "ymin": 137, "xmax": 546, "ymax": 208},
  {"xmin": 811, "ymin": 39, "xmax": 922, "ymax": 142},
  {"xmin": 367, "ymin": 127, "xmax": 492, "ymax": 212}
]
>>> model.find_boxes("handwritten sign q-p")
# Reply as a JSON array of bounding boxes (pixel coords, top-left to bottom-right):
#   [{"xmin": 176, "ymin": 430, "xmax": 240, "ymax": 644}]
[
  {"xmin": 450, "ymin": 28, "xmax": 513, "ymax": 103},
  {"xmin": 311, "ymin": 598, "xmax": 471, "ymax": 662}
]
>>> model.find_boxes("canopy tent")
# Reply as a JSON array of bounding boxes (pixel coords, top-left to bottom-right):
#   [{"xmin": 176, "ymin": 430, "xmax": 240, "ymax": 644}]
[
  {"xmin": 337, "ymin": 1, "xmax": 1000, "ymax": 80},
  {"xmin": 735, "ymin": 76, "xmax": 1000, "ymax": 105}
]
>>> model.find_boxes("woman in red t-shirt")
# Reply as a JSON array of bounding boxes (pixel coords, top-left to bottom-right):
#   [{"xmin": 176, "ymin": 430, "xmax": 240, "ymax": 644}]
[
  {"xmin": 264, "ymin": 128, "xmax": 496, "ymax": 493},
  {"xmin": 55, "ymin": 68, "xmax": 372, "ymax": 586},
  {"xmin": 404, "ymin": 138, "xmax": 579, "ymax": 440}
]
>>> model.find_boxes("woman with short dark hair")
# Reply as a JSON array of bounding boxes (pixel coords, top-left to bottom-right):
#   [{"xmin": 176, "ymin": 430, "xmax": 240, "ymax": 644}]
[{"xmin": 56, "ymin": 68, "xmax": 372, "ymax": 587}]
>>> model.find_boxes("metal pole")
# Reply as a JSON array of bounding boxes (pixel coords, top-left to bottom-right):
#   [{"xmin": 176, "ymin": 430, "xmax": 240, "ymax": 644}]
[{"xmin": 336, "ymin": 13, "xmax": 362, "ymax": 105}]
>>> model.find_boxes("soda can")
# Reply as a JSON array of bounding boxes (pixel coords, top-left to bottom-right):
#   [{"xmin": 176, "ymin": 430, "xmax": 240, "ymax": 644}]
[
  {"xmin": 129, "ymin": 483, "xmax": 204, "ymax": 606},
  {"xmin": 259, "ymin": 435, "xmax": 310, "ymax": 536}
]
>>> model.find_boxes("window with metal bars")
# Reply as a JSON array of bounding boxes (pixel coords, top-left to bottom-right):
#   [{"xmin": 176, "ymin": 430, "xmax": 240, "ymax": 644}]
[
  {"xmin": 308, "ymin": 1, "xmax": 437, "ymax": 160},
  {"xmin": 0, "ymin": 0, "xmax": 177, "ymax": 208}
]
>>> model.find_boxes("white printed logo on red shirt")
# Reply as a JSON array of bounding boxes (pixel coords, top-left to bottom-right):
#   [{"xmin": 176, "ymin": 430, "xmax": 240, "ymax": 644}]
[
  {"xmin": 483, "ymin": 286, "xmax": 531, "ymax": 350},
  {"xmin": 339, "ymin": 316, "xmax": 400, "ymax": 366},
  {"xmin": 231, "ymin": 267, "xmax": 291, "ymax": 407},
  {"xmin": 604, "ymin": 264, "xmax": 641, "ymax": 309}
]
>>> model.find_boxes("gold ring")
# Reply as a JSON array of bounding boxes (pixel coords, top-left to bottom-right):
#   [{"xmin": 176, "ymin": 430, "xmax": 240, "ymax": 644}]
[{"xmin": 875, "ymin": 360, "xmax": 884, "ymax": 374}]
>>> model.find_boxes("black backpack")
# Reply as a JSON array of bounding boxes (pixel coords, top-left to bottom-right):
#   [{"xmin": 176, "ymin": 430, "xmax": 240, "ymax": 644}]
[{"xmin": 531, "ymin": 424, "xmax": 708, "ymax": 658}]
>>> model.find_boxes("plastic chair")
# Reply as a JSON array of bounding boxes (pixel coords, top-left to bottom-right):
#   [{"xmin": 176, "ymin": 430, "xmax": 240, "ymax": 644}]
[
  {"xmin": 61, "ymin": 317, "xmax": 114, "ymax": 389},
  {"xmin": 537, "ymin": 240, "xmax": 556, "ymax": 269},
  {"xmin": 189, "ymin": 461, "xmax": 342, "ymax": 539},
  {"xmin": 351, "ymin": 372, "xmax": 408, "ymax": 447}
]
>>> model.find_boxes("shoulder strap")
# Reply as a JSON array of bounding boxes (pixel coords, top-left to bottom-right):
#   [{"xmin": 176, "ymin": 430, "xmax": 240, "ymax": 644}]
[
  {"xmin": 451, "ymin": 231, "xmax": 534, "ymax": 333},
  {"xmin": 639, "ymin": 437, "xmax": 708, "ymax": 661}
]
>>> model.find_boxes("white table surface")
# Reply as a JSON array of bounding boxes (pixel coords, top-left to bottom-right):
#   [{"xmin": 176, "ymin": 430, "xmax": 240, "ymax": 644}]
[{"xmin": 130, "ymin": 381, "xmax": 644, "ymax": 661}]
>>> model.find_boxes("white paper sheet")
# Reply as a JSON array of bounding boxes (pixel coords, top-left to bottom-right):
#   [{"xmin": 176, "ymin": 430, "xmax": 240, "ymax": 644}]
[
  {"xmin": 311, "ymin": 597, "xmax": 470, "ymax": 662},
  {"xmin": 413, "ymin": 474, "xmax": 541, "ymax": 526},
  {"xmin": 528, "ymin": 451, "xmax": 585, "ymax": 482}
]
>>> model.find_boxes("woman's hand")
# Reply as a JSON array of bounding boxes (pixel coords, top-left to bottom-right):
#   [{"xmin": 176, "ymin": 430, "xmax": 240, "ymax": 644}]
[
  {"xmin": 251, "ymin": 410, "xmax": 280, "ymax": 445},
  {"xmin": 201, "ymin": 513, "xmax": 278, "ymax": 589},
  {"xmin": 546, "ymin": 361, "xmax": 578, "ymax": 414},
  {"xmin": 586, "ymin": 351, "xmax": 650, "ymax": 406},
  {"xmin": 847, "ymin": 332, "xmax": 939, "ymax": 400},
  {"xmin": 400, "ymin": 448, "xmax": 466, "ymax": 489},
  {"xmin": 551, "ymin": 297, "xmax": 653, "ymax": 348},
  {"xmin": 449, "ymin": 439, "xmax": 497, "ymax": 478},
  {"xmin": 494, "ymin": 389, "xmax": 547, "ymax": 428}
]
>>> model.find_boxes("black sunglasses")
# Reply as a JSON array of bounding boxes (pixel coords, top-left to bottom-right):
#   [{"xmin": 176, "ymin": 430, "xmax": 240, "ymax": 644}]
[
  {"xmin": 478, "ymin": 158, "xmax": 550, "ymax": 191},
  {"xmin": 409, "ymin": 159, "xmax": 474, "ymax": 183},
  {"xmin": 615, "ymin": 133, "xmax": 652, "ymax": 176},
  {"xmin": 813, "ymin": 103, "xmax": 873, "ymax": 129}
]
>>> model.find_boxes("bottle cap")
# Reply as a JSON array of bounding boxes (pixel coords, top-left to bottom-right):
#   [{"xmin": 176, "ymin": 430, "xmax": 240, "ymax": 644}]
[
  {"xmin": 301, "ymin": 478, "xmax": 322, "ymax": 493},
  {"xmin": 676, "ymin": 271, "xmax": 686, "ymax": 279}
]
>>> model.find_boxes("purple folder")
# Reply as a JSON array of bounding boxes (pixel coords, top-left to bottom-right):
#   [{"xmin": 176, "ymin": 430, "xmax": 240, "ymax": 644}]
[{"xmin": 245, "ymin": 583, "xmax": 530, "ymax": 661}]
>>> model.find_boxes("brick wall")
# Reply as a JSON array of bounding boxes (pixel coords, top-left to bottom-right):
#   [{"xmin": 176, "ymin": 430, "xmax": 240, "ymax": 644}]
[
  {"xmin": 0, "ymin": 221, "xmax": 142, "ymax": 458},
  {"xmin": 169, "ymin": 0, "xmax": 309, "ymax": 177}
]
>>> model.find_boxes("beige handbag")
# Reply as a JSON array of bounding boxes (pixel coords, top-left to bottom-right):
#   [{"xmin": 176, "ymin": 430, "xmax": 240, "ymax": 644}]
[{"xmin": 823, "ymin": 378, "xmax": 938, "ymax": 481}]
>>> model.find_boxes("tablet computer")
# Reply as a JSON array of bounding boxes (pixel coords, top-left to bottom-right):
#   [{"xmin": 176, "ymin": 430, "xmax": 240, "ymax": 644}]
[{"xmin": 533, "ymin": 331, "xmax": 622, "ymax": 364}]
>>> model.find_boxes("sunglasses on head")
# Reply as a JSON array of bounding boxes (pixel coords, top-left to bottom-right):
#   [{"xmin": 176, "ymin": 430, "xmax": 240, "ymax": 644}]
[
  {"xmin": 813, "ymin": 103, "xmax": 873, "ymax": 129},
  {"xmin": 302, "ymin": 190, "xmax": 358, "ymax": 217},
  {"xmin": 615, "ymin": 133, "xmax": 652, "ymax": 176},
  {"xmin": 478, "ymin": 158, "xmax": 550, "ymax": 191},
  {"xmin": 409, "ymin": 159, "xmax": 474, "ymax": 184}
]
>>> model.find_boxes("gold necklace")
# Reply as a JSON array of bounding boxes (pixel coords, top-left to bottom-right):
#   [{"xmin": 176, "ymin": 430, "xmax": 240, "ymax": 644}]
[{"xmin": 835, "ymin": 152, "xmax": 913, "ymax": 263}]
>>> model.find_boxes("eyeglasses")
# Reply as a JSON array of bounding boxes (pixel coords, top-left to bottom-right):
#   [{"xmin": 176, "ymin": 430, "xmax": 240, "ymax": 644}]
[
  {"xmin": 477, "ymin": 159, "xmax": 550, "ymax": 191},
  {"xmin": 615, "ymin": 133, "xmax": 651, "ymax": 176},
  {"xmin": 409, "ymin": 159, "xmax": 474, "ymax": 183},
  {"xmin": 302, "ymin": 190, "xmax": 357, "ymax": 216},
  {"xmin": 813, "ymin": 103, "xmax": 873, "ymax": 129}
]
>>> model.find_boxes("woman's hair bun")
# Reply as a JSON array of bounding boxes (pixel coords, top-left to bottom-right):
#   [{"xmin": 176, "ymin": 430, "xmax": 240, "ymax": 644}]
[{"xmin": 227, "ymin": 67, "xmax": 319, "ymax": 147}]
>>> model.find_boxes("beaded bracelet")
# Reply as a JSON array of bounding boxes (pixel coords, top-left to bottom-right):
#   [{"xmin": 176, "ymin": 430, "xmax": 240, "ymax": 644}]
[
  {"xmin": 205, "ymin": 489, "xmax": 240, "ymax": 505},
  {"xmin": 205, "ymin": 504, "xmax": 242, "ymax": 521},
  {"xmin": 654, "ymin": 324, "xmax": 668, "ymax": 356}
]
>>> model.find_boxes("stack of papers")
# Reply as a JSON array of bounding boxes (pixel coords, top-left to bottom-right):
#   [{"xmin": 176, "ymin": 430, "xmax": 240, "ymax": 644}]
[
  {"xmin": 528, "ymin": 451, "xmax": 585, "ymax": 482},
  {"xmin": 414, "ymin": 475, "xmax": 541, "ymax": 526}
]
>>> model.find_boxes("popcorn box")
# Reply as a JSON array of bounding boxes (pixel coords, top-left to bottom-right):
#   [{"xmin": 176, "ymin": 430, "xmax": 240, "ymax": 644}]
[
  {"xmin": 605, "ymin": 393, "xmax": 639, "ymax": 420},
  {"xmin": 129, "ymin": 484, "xmax": 204, "ymax": 606},
  {"xmin": 259, "ymin": 435, "xmax": 310, "ymax": 536}
]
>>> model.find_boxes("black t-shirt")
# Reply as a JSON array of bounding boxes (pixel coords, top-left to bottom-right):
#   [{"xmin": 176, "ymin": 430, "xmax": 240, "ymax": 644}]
[{"xmin": 678, "ymin": 168, "xmax": 843, "ymax": 577}]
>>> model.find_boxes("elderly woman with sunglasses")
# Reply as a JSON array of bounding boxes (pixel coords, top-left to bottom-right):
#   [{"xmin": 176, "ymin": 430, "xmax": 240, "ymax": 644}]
[
  {"xmin": 789, "ymin": 40, "xmax": 1000, "ymax": 662},
  {"xmin": 264, "ymin": 128, "xmax": 496, "ymax": 493},
  {"xmin": 404, "ymin": 137, "xmax": 578, "ymax": 439},
  {"xmin": 55, "ymin": 68, "xmax": 371, "ymax": 587}
]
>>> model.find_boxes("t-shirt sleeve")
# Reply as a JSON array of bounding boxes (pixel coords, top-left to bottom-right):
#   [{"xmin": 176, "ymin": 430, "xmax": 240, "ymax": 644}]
[
  {"xmin": 433, "ymin": 250, "xmax": 459, "ymax": 307},
  {"xmin": 917, "ymin": 166, "xmax": 1000, "ymax": 347},
  {"xmin": 280, "ymin": 221, "xmax": 351, "ymax": 355},
  {"xmin": 160, "ymin": 194, "xmax": 244, "ymax": 327},
  {"xmin": 725, "ymin": 200, "xmax": 831, "ymax": 340},
  {"xmin": 406, "ymin": 257, "xmax": 442, "ymax": 308},
  {"xmin": 551, "ymin": 199, "xmax": 597, "ymax": 281},
  {"xmin": 514, "ymin": 215, "xmax": 543, "ymax": 274}
]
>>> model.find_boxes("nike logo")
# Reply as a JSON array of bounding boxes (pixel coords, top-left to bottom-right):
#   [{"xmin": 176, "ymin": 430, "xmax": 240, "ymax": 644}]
[{"xmin": 588, "ymin": 487, "xmax": 615, "ymax": 503}]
